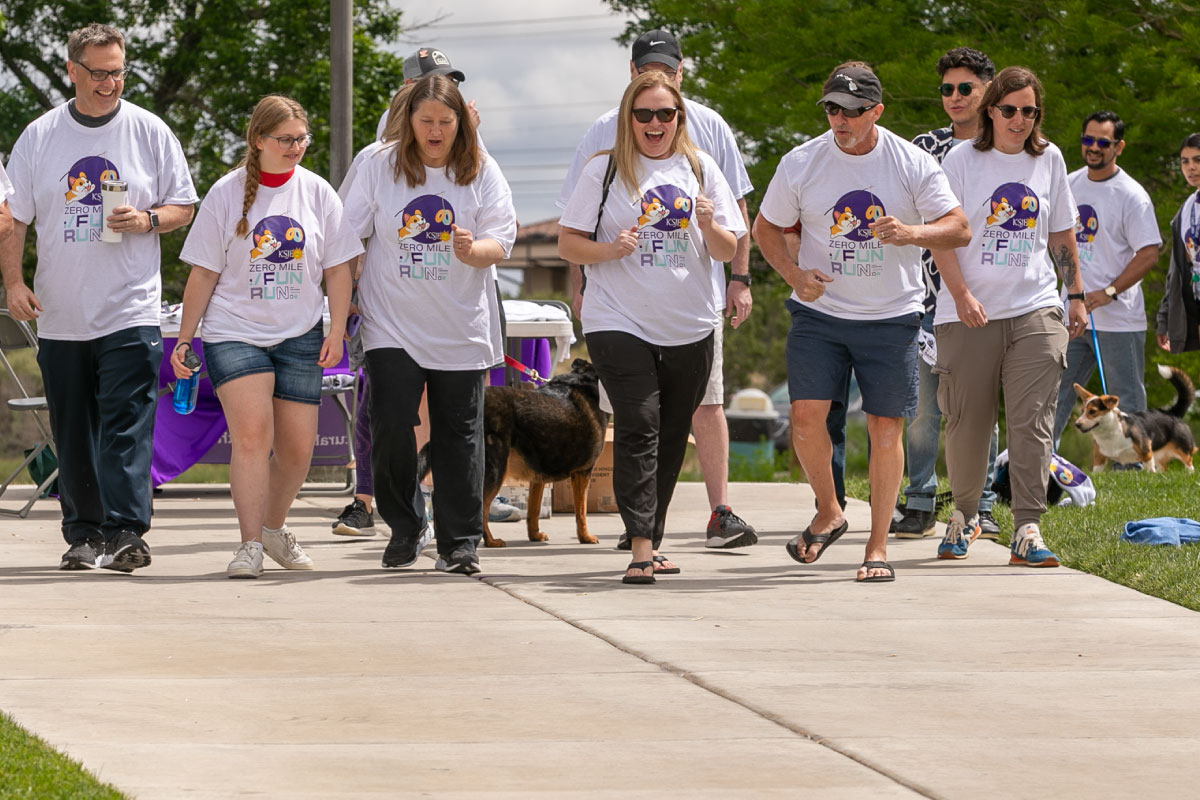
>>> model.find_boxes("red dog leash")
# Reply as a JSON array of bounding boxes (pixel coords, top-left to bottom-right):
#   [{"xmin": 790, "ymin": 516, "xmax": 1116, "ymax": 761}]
[{"xmin": 504, "ymin": 353, "xmax": 547, "ymax": 385}]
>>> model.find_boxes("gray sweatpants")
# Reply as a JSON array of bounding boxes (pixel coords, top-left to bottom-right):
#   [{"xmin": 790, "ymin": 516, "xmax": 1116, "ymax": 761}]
[{"xmin": 934, "ymin": 307, "xmax": 1068, "ymax": 529}]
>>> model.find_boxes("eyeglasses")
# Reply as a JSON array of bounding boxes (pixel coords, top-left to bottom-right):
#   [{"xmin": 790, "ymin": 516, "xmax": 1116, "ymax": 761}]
[
  {"xmin": 939, "ymin": 82, "xmax": 978, "ymax": 97},
  {"xmin": 1081, "ymin": 135, "xmax": 1116, "ymax": 149},
  {"xmin": 632, "ymin": 107, "xmax": 679, "ymax": 123},
  {"xmin": 994, "ymin": 104, "xmax": 1040, "ymax": 120},
  {"xmin": 264, "ymin": 133, "xmax": 313, "ymax": 149},
  {"xmin": 73, "ymin": 60, "xmax": 129, "ymax": 81},
  {"xmin": 823, "ymin": 102, "xmax": 876, "ymax": 118}
]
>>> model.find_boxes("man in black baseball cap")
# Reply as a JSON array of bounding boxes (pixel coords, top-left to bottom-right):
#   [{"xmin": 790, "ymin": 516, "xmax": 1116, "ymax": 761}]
[
  {"xmin": 816, "ymin": 65, "xmax": 883, "ymax": 109},
  {"xmin": 631, "ymin": 29, "xmax": 682, "ymax": 72},
  {"xmin": 402, "ymin": 47, "xmax": 466, "ymax": 84}
]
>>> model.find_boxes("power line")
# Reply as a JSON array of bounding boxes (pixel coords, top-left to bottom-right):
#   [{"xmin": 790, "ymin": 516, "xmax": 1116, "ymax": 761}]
[{"xmin": 424, "ymin": 13, "xmax": 621, "ymax": 30}]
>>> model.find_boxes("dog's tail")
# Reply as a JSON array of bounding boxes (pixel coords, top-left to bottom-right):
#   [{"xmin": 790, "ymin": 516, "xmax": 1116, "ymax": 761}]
[
  {"xmin": 1155, "ymin": 364, "xmax": 1195, "ymax": 418},
  {"xmin": 416, "ymin": 443, "xmax": 432, "ymax": 483}
]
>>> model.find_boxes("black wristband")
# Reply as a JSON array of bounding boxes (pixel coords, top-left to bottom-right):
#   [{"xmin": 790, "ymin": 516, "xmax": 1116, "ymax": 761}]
[{"xmin": 1066, "ymin": 292, "xmax": 1086, "ymax": 301}]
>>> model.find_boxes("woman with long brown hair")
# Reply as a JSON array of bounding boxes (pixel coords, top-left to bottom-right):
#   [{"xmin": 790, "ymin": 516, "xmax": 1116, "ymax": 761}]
[
  {"xmin": 341, "ymin": 74, "xmax": 516, "ymax": 576},
  {"xmin": 930, "ymin": 66, "xmax": 1086, "ymax": 567},
  {"xmin": 171, "ymin": 94, "xmax": 359, "ymax": 578},
  {"xmin": 558, "ymin": 71, "xmax": 745, "ymax": 584}
]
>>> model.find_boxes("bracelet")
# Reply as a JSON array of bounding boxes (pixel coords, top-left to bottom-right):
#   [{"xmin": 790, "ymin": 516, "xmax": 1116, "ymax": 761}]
[{"xmin": 1066, "ymin": 292, "xmax": 1086, "ymax": 301}]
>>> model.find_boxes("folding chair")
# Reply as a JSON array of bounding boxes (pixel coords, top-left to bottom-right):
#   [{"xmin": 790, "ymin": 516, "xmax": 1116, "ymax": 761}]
[{"xmin": 0, "ymin": 309, "xmax": 58, "ymax": 517}]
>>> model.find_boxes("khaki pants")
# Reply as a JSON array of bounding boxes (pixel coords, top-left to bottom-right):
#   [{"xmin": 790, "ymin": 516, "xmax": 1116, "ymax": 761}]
[{"xmin": 934, "ymin": 307, "xmax": 1068, "ymax": 529}]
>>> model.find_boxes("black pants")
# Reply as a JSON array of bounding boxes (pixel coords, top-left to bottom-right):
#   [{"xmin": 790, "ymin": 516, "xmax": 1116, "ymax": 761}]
[
  {"xmin": 37, "ymin": 326, "xmax": 161, "ymax": 544},
  {"xmin": 365, "ymin": 348, "xmax": 485, "ymax": 556},
  {"xmin": 585, "ymin": 330, "xmax": 713, "ymax": 547}
]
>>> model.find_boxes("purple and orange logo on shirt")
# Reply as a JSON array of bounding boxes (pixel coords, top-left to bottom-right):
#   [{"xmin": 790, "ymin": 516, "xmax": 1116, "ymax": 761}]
[
  {"xmin": 827, "ymin": 190, "xmax": 886, "ymax": 242},
  {"xmin": 62, "ymin": 156, "xmax": 118, "ymax": 205},
  {"xmin": 396, "ymin": 195, "xmax": 455, "ymax": 244},
  {"xmin": 637, "ymin": 184, "xmax": 691, "ymax": 232},
  {"xmin": 985, "ymin": 183, "xmax": 1040, "ymax": 231},
  {"xmin": 1075, "ymin": 204, "xmax": 1099, "ymax": 245}
]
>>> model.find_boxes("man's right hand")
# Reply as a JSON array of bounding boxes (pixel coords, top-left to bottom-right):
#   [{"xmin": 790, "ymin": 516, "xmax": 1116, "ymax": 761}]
[
  {"xmin": 5, "ymin": 284, "xmax": 41, "ymax": 321},
  {"xmin": 791, "ymin": 268, "xmax": 833, "ymax": 302}
]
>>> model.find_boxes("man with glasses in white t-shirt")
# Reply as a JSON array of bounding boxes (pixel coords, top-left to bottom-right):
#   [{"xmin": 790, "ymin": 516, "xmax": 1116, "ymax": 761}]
[
  {"xmin": 1052, "ymin": 110, "xmax": 1161, "ymax": 447},
  {"xmin": 0, "ymin": 23, "xmax": 197, "ymax": 573},
  {"xmin": 754, "ymin": 62, "xmax": 970, "ymax": 583}
]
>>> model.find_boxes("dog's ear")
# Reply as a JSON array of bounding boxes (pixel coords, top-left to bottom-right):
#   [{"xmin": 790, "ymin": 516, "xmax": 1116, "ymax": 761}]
[
  {"xmin": 1101, "ymin": 396, "xmax": 1119, "ymax": 410},
  {"xmin": 571, "ymin": 358, "xmax": 594, "ymax": 375},
  {"xmin": 1073, "ymin": 383, "xmax": 1094, "ymax": 401}
]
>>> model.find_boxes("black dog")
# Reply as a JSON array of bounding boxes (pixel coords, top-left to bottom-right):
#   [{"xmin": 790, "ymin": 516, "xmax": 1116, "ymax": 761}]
[{"xmin": 420, "ymin": 358, "xmax": 609, "ymax": 547}]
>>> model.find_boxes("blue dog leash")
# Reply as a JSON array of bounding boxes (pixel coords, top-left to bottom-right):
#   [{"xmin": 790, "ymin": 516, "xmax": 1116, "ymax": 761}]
[{"xmin": 1088, "ymin": 312, "xmax": 1108, "ymax": 394}]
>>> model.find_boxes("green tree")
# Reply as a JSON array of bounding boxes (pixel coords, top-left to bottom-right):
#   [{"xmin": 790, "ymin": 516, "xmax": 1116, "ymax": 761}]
[
  {"xmin": 607, "ymin": 0, "xmax": 1200, "ymax": 399},
  {"xmin": 0, "ymin": 0, "xmax": 406, "ymax": 298}
]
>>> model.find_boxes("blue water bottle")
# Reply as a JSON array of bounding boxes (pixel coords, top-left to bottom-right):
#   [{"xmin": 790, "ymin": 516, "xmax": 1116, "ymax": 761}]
[{"xmin": 173, "ymin": 347, "xmax": 203, "ymax": 415}]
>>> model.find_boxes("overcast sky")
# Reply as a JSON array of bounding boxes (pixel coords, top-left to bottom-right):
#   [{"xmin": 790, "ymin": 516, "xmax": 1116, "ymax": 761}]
[{"xmin": 392, "ymin": 1, "xmax": 638, "ymax": 225}]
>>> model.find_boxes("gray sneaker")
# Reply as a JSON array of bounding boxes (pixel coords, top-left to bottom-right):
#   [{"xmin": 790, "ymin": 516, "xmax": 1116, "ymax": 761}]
[
  {"xmin": 435, "ymin": 545, "xmax": 480, "ymax": 575},
  {"xmin": 262, "ymin": 526, "xmax": 313, "ymax": 570},
  {"xmin": 227, "ymin": 542, "xmax": 264, "ymax": 579},
  {"xmin": 60, "ymin": 537, "xmax": 103, "ymax": 570}
]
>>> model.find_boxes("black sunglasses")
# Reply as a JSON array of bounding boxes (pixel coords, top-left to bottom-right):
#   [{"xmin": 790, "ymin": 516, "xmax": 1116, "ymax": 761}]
[
  {"xmin": 823, "ymin": 102, "xmax": 876, "ymax": 118},
  {"xmin": 994, "ymin": 104, "xmax": 1040, "ymax": 120},
  {"xmin": 631, "ymin": 107, "xmax": 679, "ymax": 123},
  {"xmin": 939, "ymin": 82, "xmax": 977, "ymax": 97},
  {"xmin": 73, "ymin": 60, "xmax": 129, "ymax": 81},
  {"xmin": 1081, "ymin": 135, "xmax": 1116, "ymax": 149}
]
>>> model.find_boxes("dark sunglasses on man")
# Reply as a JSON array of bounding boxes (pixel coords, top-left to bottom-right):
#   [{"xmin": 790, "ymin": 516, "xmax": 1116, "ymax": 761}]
[
  {"xmin": 823, "ymin": 102, "xmax": 876, "ymax": 118},
  {"xmin": 1081, "ymin": 135, "xmax": 1116, "ymax": 149},
  {"xmin": 631, "ymin": 107, "xmax": 679, "ymax": 123},
  {"xmin": 994, "ymin": 104, "xmax": 1040, "ymax": 120},
  {"xmin": 939, "ymin": 82, "xmax": 978, "ymax": 97}
]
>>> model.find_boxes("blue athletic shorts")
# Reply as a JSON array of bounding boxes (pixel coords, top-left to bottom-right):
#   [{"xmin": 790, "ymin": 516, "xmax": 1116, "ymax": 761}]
[
  {"xmin": 785, "ymin": 299, "xmax": 920, "ymax": 418},
  {"xmin": 202, "ymin": 324, "xmax": 324, "ymax": 405}
]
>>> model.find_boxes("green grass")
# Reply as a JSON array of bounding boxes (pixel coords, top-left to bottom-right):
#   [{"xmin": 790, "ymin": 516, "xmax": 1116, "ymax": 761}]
[
  {"xmin": 849, "ymin": 467, "xmax": 1200, "ymax": 612},
  {"xmin": 0, "ymin": 711, "xmax": 125, "ymax": 799}
]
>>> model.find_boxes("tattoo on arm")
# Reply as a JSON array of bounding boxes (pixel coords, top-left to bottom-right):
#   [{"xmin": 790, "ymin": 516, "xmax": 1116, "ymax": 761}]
[{"xmin": 1052, "ymin": 245, "xmax": 1078, "ymax": 287}]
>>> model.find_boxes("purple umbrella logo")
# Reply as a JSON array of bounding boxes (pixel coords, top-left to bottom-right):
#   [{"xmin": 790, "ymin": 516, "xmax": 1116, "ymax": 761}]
[
  {"xmin": 63, "ymin": 156, "xmax": 118, "ymax": 205},
  {"xmin": 638, "ymin": 184, "xmax": 692, "ymax": 232},
  {"xmin": 985, "ymin": 182, "xmax": 1039, "ymax": 231},
  {"xmin": 827, "ymin": 190, "xmax": 885, "ymax": 242}
]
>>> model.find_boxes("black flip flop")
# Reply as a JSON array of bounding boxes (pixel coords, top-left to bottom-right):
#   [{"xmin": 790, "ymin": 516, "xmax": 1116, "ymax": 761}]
[
  {"xmin": 652, "ymin": 554, "xmax": 680, "ymax": 575},
  {"xmin": 622, "ymin": 560, "xmax": 656, "ymax": 584},
  {"xmin": 857, "ymin": 560, "xmax": 895, "ymax": 583},
  {"xmin": 785, "ymin": 520, "xmax": 848, "ymax": 564}
]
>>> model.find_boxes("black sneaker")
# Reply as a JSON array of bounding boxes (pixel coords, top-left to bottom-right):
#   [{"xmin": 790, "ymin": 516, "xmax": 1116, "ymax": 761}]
[
  {"xmin": 977, "ymin": 510, "xmax": 1001, "ymax": 541},
  {"xmin": 332, "ymin": 498, "xmax": 375, "ymax": 537},
  {"xmin": 100, "ymin": 530, "xmax": 152, "ymax": 573},
  {"xmin": 382, "ymin": 526, "xmax": 428, "ymax": 569},
  {"xmin": 705, "ymin": 505, "xmax": 758, "ymax": 548},
  {"xmin": 435, "ymin": 545, "xmax": 481, "ymax": 575},
  {"xmin": 891, "ymin": 508, "xmax": 936, "ymax": 539},
  {"xmin": 60, "ymin": 537, "xmax": 103, "ymax": 570}
]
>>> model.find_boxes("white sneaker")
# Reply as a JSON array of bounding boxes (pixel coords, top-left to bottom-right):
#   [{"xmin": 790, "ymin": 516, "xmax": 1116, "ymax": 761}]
[
  {"xmin": 417, "ymin": 523, "xmax": 434, "ymax": 552},
  {"xmin": 227, "ymin": 542, "xmax": 264, "ymax": 579},
  {"xmin": 262, "ymin": 526, "xmax": 314, "ymax": 570}
]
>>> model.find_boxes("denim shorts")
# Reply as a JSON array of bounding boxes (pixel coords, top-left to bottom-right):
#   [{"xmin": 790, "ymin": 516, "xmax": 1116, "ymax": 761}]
[
  {"xmin": 203, "ymin": 324, "xmax": 323, "ymax": 405},
  {"xmin": 785, "ymin": 299, "xmax": 920, "ymax": 418}
]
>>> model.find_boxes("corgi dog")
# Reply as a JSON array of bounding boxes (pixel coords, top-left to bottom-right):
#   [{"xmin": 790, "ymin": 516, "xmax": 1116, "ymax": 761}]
[
  {"xmin": 637, "ymin": 197, "xmax": 669, "ymax": 228},
  {"xmin": 829, "ymin": 206, "xmax": 861, "ymax": 238},
  {"xmin": 64, "ymin": 172, "xmax": 95, "ymax": 203},
  {"xmin": 1073, "ymin": 364, "xmax": 1197, "ymax": 472},
  {"xmin": 1186, "ymin": 234, "xmax": 1198, "ymax": 265},
  {"xmin": 397, "ymin": 209, "xmax": 430, "ymax": 241},
  {"xmin": 250, "ymin": 229, "xmax": 282, "ymax": 260},
  {"xmin": 986, "ymin": 197, "xmax": 1016, "ymax": 227}
]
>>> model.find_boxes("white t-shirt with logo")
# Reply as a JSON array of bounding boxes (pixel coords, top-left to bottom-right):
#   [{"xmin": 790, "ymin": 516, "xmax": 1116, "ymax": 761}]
[
  {"xmin": 559, "ymin": 151, "xmax": 745, "ymax": 346},
  {"xmin": 758, "ymin": 126, "xmax": 960, "ymax": 320},
  {"xmin": 934, "ymin": 141, "xmax": 1077, "ymax": 326},
  {"xmin": 180, "ymin": 166, "xmax": 363, "ymax": 346},
  {"xmin": 341, "ymin": 146, "xmax": 517, "ymax": 370},
  {"xmin": 0, "ymin": 160, "xmax": 13, "ymax": 202},
  {"xmin": 558, "ymin": 98, "xmax": 753, "ymax": 209},
  {"xmin": 6, "ymin": 101, "xmax": 198, "ymax": 340},
  {"xmin": 1062, "ymin": 167, "xmax": 1161, "ymax": 332}
]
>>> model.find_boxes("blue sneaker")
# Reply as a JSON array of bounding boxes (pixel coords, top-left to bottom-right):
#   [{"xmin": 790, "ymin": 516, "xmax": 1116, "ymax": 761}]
[
  {"xmin": 937, "ymin": 510, "xmax": 980, "ymax": 559},
  {"xmin": 1009, "ymin": 523, "xmax": 1060, "ymax": 567}
]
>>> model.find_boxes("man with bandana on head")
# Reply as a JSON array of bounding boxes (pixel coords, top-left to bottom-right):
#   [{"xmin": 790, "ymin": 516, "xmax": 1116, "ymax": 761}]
[{"xmin": 754, "ymin": 61, "xmax": 970, "ymax": 583}]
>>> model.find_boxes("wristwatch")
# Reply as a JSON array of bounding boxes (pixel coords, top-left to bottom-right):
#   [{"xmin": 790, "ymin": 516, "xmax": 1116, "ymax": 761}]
[
  {"xmin": 730, "ymin": 273, "xmax": 752, "ymax": 287},
  {"xmin": 147, "ymin": 210, "xmax": 160, "ymax": 231},
  {"xmin": 1104, "ymin": 285, "xmax": 1119, "ymax": 299}
]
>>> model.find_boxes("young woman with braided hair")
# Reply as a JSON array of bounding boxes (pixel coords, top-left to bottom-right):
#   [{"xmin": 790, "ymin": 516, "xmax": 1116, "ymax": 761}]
[{"xmin": 171, "ymin": 94, "xmax": 361, "ymax": 578}]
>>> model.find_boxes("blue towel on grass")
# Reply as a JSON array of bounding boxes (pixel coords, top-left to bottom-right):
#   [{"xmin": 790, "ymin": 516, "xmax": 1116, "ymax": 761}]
[{"xmin": 1121, "ymin": 518, "xmax": 1200, "ymax": 547}]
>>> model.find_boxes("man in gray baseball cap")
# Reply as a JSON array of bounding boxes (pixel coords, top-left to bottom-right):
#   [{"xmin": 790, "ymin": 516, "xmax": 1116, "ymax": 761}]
[{"xmin": 375, "ymin": 47, "xmax": 476, "ymax": 139}]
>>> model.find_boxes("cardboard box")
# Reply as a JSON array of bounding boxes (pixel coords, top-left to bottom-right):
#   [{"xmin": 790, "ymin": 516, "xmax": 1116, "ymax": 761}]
[{"xmin": 551, "ymin": 425, "xmax": 617, "ymax": 513}]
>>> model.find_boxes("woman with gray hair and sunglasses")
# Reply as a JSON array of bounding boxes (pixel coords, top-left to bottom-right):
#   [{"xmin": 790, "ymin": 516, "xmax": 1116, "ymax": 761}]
[{"xmin": 929, "ymin": 65, "xmax": 1087, "ymax": 569}]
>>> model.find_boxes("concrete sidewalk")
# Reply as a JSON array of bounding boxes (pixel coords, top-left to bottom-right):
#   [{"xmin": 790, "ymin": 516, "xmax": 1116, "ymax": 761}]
[{"xmin": 1, "ymin": 481, "xmax": 1198, "ymax": 798}]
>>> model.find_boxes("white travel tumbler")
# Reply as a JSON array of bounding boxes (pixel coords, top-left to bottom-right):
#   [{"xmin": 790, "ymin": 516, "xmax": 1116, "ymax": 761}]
[{"xmin": 100, "ymin": 179, "xmax": 127, "ymax": 243}]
